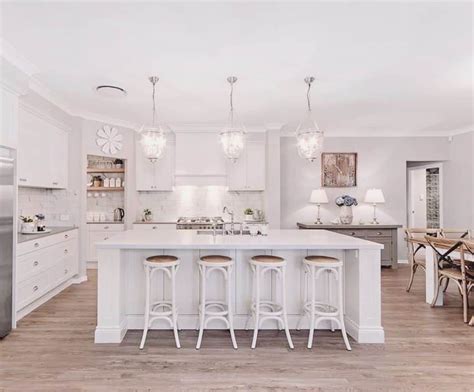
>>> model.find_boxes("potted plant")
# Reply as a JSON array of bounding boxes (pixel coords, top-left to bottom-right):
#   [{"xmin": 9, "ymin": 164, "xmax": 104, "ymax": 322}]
[
  {"xmin": 143, "ymin": 208, "xmax": 153, "ymax": 222},
  {"xmin": 92, "ymin": 175, "xmax": 102, "ymax": 188},
  {"xmin": 335, "ymin": 195, "xmax": 358, "ymax": 224},
  {"xmin": 244, "ymin": 208, "xmax": 254, "ymax": 221},
  {"xmin": 20, "ymin": 216, "xmax": 36, "ymax": 233},
  {"xmin": 114, "ymin": 158, "xmax": 123, "ymax": 169}
]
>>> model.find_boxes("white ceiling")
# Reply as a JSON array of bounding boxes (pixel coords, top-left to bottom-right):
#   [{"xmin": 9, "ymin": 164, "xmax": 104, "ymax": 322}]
[{"xmin": 1, "ymin": 1, "xmax": 472, "ymax": 136}]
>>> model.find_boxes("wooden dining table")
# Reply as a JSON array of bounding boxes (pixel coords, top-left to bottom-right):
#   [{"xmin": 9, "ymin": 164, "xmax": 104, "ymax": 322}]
[{"xmin": 408, "ymin": 238, "xmax": 473, "ymax": 306}]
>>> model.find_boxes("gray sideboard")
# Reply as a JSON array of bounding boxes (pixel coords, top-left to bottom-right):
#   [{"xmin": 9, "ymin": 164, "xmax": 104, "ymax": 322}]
[{"xmin": 297, "ymin": 223, "xmax": 402, "ymax": 268}]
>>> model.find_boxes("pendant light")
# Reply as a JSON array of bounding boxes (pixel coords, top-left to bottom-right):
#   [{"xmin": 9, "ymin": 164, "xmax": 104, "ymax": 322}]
[
  {"xmin": 220, "ymin": 76, "xmax": 245, "ymax": 162},
  {"xmin": 139, "ymin": 76, "xmax": 168, "ymax": 163},
  {"xmin": 295, "ymin": 76, "xmax": 324, "ymax": 162}
]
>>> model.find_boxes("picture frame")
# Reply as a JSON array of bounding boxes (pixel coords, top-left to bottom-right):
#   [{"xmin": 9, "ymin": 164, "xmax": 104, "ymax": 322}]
[{"xmin": 321, "ymin": 153, "xmax": 357, "ymax": 187}]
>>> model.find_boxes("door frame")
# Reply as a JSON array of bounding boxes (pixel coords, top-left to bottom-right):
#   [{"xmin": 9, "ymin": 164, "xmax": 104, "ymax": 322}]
[{"xmin": 407, "ymin": 162, "xmax": 444, "ymax": 228}]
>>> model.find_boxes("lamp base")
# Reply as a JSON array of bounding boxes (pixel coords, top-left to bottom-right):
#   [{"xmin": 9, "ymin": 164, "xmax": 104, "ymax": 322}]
[
  {"xmin": 314, "ymin": 218, "xmax": 323, "ymax": 225},
  {"xmin": 369, "ymin": 218, "xmax": 380, "ymax": 225}
]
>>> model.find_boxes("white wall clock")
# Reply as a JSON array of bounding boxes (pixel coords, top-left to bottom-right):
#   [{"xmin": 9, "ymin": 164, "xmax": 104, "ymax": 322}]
[{"xmin": 96, "ymin": 125, "xmax": 123, "ymax": 155}]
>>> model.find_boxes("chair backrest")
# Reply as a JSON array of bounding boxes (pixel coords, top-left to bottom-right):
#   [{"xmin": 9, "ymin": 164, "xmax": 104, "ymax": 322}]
[
  {"xmin": 424, "ymin": 236, "xmax": 463, "ymax": 269},
  {"xmin": 463, "ymin": 239, "xmax": 474, "ymax": 255},
  {"xmin": 405, "ymin": 228, "xmax": 439, "ymax": 264},
  {"xmin": 439, "ymin": 228, "xmax": 470, "ymax": 239}
]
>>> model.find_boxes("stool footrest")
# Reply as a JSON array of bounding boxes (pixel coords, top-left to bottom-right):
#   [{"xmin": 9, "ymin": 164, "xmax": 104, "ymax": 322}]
[{"xmin": 303, "ymin": 301, "xmax": 338, "ymax": 316}]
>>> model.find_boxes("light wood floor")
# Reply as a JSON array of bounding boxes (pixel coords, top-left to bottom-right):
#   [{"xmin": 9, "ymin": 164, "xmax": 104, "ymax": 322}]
[{"xmin": 1, "ymin": 266, "xmax": 473, "ymax": 391}]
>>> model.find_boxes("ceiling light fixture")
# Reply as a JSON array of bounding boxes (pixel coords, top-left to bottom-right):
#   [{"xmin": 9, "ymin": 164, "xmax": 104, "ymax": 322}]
[
  {"xmin": 95, "ymin": 85, "xmax": 127, "ymax": 98},
  {"xmin": 220, "ymin": 76, "xmax": 245, "ymax": 162},
  {"xmin": 139, "ymin": 76, "xmax": 168, "ymax": 163},
  {"xmin": 295, "ymin": 76, "xmax": 324, "ymax": 162}
]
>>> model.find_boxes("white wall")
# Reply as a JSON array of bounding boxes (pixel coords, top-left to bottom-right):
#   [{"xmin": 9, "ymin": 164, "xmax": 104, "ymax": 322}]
[
  {"xmin": 443, "ymin": 131, "xmax": 474, "ymax": 230},
  {"xmin": 280, "ymin": 136, "xmax": 451, "ymax": 258}
]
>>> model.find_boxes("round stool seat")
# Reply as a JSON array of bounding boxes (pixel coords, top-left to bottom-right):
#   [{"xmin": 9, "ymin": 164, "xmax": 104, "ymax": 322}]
[
  {"xmin": 199, "ymin": 255, "xmax": 233, "ymax": 266},
  {"xmin": 250, "ymin": 255, "xmax": 285, "ymax": 266},
  {"xmin": 304, "ymin": 255, "xmax": 342, "ymax": 267},
  {"xmin": 145, "ymin": 255, "xmax": 179, "ymax": 267}
]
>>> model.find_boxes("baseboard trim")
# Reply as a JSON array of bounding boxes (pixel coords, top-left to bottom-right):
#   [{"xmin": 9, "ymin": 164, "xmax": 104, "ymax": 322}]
[
  {"xmin": 344, "ymin": 316, "xmax": 385, "ymax": 343},
  {"xmin": 398, "ymin": 259, "xmax": 408, "ymax": 264},
  {"xmin": 87, "ymin": 261, "xmax": 98, "ymax": 270},
  {"xmin": 94, "ymin": 318, "xmax": 128, "ymax": 343},
  {"xmin": 71, "ymin": 275, "xmax": 88, "ymax": 284}
]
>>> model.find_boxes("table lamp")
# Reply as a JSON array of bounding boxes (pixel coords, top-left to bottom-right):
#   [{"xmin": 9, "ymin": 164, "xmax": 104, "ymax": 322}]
[
  {"xmin": 310, "ymin": 189, "xmax": 328, "ymax": 224},
  {"xmin": 364, "ymin": 188, "xmax": 385, "ymax": 224}
]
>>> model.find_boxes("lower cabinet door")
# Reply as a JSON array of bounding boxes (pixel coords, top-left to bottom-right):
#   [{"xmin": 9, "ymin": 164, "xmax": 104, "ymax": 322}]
[{"xmin": 17, "ymin": 272, "xmax": 49, "ymax": 310}]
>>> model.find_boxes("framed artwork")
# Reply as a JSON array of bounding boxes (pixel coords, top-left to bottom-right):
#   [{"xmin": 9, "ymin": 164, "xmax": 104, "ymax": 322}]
[{"xmin": 321, "ymin": 153, "xmax": 357, "ymax": 187}]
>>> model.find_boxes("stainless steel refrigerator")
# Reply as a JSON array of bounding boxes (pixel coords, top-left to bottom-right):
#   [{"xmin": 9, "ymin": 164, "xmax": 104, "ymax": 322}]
[{"xmin": 0, "ymin": 146, "xmax": 14, "ymax": 338}]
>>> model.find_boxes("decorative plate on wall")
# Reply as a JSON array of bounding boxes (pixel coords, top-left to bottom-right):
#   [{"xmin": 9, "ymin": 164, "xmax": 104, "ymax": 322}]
[
  {"xmin": 321, "ymin": 152, "xmax": 357, "ymax": 187},
  {"xmin": 96, "ymin": 125, "xmax": 123, "ymax": 155}
]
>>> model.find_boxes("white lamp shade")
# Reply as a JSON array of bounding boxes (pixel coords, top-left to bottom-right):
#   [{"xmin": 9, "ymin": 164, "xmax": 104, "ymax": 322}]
[
  {"xmin": 364, "ymin": 188, "xmax": 385, "ymax": 204},
  {"xmin": 309, "ymin": 189, "xmax": 328, "ymax": 204}
]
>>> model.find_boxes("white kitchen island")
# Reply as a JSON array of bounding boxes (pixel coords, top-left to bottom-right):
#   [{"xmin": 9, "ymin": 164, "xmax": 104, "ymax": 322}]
[{"xmin": 94, "ymin": 229, "xmax": 385, "ymax": 344}]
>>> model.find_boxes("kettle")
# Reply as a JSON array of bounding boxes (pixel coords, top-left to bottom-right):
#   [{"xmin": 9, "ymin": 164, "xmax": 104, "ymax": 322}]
[{"xmin": 114, "ymin": 208, "xmax": 125, "ymax": 222}]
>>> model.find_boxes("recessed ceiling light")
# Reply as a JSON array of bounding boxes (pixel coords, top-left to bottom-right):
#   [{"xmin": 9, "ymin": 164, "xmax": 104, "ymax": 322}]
[{"xmin": 96, "ymin": 85, "xmax": 127, "ymax": 98}]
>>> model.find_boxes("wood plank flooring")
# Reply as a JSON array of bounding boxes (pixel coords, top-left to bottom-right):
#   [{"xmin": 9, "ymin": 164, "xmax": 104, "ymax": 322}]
[{"xmin": 1, "ymin": 266, "xmax": 473, "ymax": 391}]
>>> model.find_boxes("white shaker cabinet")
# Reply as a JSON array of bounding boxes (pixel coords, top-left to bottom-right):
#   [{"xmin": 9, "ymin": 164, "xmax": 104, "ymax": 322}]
[
  {"xmin": 18, "ymin": 106, "xmax": 68, "ymax": 189},
  {"xmin": 135, "ymin": 140, "xmax": 174, "ymax": 191},
  {"xmin": 0, "ymin": 87, "xmax": 19, "ymax": 149},
  {"xmin": 227, "ymin": 140, "xmax": 265, "ymax": 191}
]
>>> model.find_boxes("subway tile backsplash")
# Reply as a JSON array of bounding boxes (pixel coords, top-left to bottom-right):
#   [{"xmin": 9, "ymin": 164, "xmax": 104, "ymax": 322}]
[{"xmin": 136, "ymin": 186, "xmax": 265, "ymax": 222}]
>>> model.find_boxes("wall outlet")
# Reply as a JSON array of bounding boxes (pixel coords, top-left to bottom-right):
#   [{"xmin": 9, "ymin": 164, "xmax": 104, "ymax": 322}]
[{"xmin": 59, "ymin": 214, "xmax": 70, "ymax": 221}]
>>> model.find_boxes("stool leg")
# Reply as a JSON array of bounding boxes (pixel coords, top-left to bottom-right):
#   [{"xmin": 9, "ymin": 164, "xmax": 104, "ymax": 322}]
[
  {"xmin": 196, "ymin": 265, "xmax": 206, "ymax": 349},
  {"xmin": 308, "ymin": 266, "xmax": 316, "ymax": 349},
  {"xmin": 139, "ymin": 265, "xmax": 150, "ymax": 350},
  {"xmin": 337, "ymin": 266, "xmax": 351, "ymax": 351},
  {"xmin": 275, "ymin": 270, "xmax": 283, "ymax": 331},
  {"xmin": 328, "ymin": 270, "xmax": 335, "ymax": 332},
  {"xmin": 195, "ymin": 267, "xmax": 201, "ymax": 331},
  {"xmin": 171, "ymin": 265, "xmax": 181, "ymax": 349},
  {"xmin": 251, "ymin": 265, "xmax": 260, "ymax": 349},
  {"xmin": 281, "ymin": 265, "xmax": 294, "ymax": 349},
  {"xmin": 245, "ymin": 265, "xmax": 255, "ymax": 331},
  {"xmin": 227, "ymin": 266, "xmax": 238, "ymax": 349},
  {"xmin": 296, "ymin": 267, "xmax": 308, "ymax": 331}
]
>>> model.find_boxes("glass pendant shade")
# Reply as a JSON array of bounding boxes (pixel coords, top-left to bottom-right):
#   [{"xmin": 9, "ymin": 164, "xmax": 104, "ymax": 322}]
[
  {"xmin": 220, "ymin": 76, "xmax": 245, "ymax": 162},
  {"xmin": 296, "ymin": 76, "xmax": 324, "ymax": 162},
  {"xmin": 140, "ymin": 125, "xmax": 168, "ymax": 163},
  {"xmin": 296, "ymin": 112, "xmax": 324, "ymax": 162},
  {"xmin": 140, "ymin": 76, "xmax": 168, "ymax": 163}
]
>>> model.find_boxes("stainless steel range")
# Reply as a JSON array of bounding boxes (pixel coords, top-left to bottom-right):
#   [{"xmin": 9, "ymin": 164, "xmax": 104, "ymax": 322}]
[{"xmin": 176, "ymin": 216, "xmax": 224, "ymax": 230}]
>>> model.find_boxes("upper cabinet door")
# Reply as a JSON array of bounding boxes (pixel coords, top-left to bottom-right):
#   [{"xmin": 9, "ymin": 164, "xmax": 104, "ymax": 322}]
[
  {"xmin": 245, "ymin": 141, "xmax": 265, "ymax": 191},
  {"xmin": 135, "ymin": 138, "xmax": 174, "ymax": 191},
  {"xmin": 18, "ymin": 107, "xmax": 69, "ymax": 189},
  {"xmin": 226, "ymin": 139, "xmax": 265, "ymax": 191},
  {"xmin": 0, "ymin": 88, "xmax": 18, "ymax": 149}
]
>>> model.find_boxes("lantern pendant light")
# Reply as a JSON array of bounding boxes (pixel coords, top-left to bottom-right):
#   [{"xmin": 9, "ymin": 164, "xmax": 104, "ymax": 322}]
[
  {"xmin": 295, "ymin": 76, "xmax": 324, "ymax": 162},
  {"xmin": 220, "ymin": 76, "xmax": 246, "ymax": 162},
  {"xmin": 140, "ymin": 76, "xmax": 168, "ymax": 163}
]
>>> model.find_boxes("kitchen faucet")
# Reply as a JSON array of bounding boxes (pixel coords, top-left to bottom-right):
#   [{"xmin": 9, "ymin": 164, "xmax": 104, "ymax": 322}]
[{"xmin": 222, "ymin": 206, "xmax": 234, "ymax": 235}]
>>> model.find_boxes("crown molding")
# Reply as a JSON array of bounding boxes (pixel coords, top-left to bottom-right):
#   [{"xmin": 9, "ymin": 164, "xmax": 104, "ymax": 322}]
[
  {"xmin": 0, "ymin": 38, "xmax": 39, "ymax": 77},
  {"xmin": 19, "ymin": 100, "xmax": 72, "ymax": 133}
]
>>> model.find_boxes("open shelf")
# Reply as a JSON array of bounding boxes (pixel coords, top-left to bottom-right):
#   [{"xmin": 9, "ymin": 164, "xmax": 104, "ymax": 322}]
[
  {"xmin": 87, "ymin": 187, "xmax": 125, "ymax": 192},
  {"xmin": 87, "ymin": 168, "xmax": 125, "ymax": 174}
]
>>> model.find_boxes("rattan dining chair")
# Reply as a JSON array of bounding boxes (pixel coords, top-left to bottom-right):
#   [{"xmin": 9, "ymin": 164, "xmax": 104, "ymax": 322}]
[
  {"xmin": 461, "ymin": 240, "xmax": 474, "ymax": 323},
  {"xmin": 425, "ymin": 236, "xmax": 474, "ymax": 323},
  {"xmin": 405, "ymin": 228, "xmax": 440, "ymax": 292},
  {"xmin": 439, "ymin": 228, "xmax": 470, "ymax": 239}
]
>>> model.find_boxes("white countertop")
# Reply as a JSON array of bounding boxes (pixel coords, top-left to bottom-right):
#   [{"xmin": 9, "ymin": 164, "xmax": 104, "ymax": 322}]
[{"xmin": 95, "ymin": 229, "xmax": 383, "ymax": 250}]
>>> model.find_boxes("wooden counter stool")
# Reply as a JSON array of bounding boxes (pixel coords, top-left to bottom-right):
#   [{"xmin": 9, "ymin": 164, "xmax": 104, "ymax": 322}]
[
  {"xmin": 139, "ymin": 255, "xmax": 181, "ymax": 349},
  {"xmin": 297, "ymin": 255, "xmax": 351, "ymax": 351},
  {"xmin": 247, "ymin": 255, "xmax": 294, "ymax": 349},
  {"xmin": 196, "ymin": 255, "xmax": 237, "ymax": 349}
]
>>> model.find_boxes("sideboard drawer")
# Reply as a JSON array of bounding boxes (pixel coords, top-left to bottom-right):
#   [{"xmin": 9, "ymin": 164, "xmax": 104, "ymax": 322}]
[
  {"xmin": 367, "ymin": 229, "xmax": 392, "ymax": 238},
  {"xmin": 335, "ymin": 229, "xmax": 366, "ymax": 238}
]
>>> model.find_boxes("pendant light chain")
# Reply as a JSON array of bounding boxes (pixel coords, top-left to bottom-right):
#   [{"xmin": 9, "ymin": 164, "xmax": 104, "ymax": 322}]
[
  {"xmin": 152, "ymin": 79, "xmax": 157, "ymax": 127},
  {"xmin": 229, "ymin": 79, "xmax": 234, "ymax": 127},
  {"xmin": 306, "ymin": 81, "xmax": 312, "ymax": 112}
]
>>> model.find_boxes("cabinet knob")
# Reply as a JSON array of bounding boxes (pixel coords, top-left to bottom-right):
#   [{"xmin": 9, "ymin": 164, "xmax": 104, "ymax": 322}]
[
  {"xmin": 34, "ymin": 242, "xmax": 39, "ymax": 248},
  {"xmin": 104, "ymin": 237, "xmax": 109, "ymax": 240},
  {"xmin": 19, "ymin": 178, "xmax": 27, "ymax": 182},
  {"xmin": 64, "ymin": 268, "xmax": 68, "ymax": 274},
  {"xmin": 52, "ymin": 182, "xmax": 58, "ymax": 185},
  {"xmin": 33, "ymin": 261, "xmax": 39, "ymax": 266},
  {"xmin": 152, "ymin": 226, "xmax": 157, "ymax": 230},
  {"xmin": 33, "ymin": 285, "xmax": 38, "ymax": 292},
  {"xmin": 64, "ymin": 234, "xmax": 69, "ymax": 239},
  {"xmin": 350, "ymin": 232, "xmax": 356, "ymax": 236},
  {"xmin": 64, "ymin": 249, "xmax": 68, "ymax": 254},
  {"xmin": 104, "ymin": 226, "xmax": 109, "ymax": 229},
  {"xmin": 376, "ymin": 232, "xmax": 382, "ymax": 235}
]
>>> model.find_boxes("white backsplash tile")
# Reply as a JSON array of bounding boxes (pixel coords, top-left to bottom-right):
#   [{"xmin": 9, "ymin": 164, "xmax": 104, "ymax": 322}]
[
  {"xmin": 136, "ymin": 186, "xmax": 265, "ymax": 222},
  {"xmin": 18, "ymin": 187, "xmax": 80, "ymax": 227}
]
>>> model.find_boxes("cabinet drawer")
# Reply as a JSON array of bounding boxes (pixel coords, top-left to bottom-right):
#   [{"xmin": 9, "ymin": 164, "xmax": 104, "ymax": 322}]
[
  {"xmin": 88, "ymin": 224, "xmax": 124, "ymax": 232},
  {"xmin": 17, "ymin": 272, "xmax": 49, "ymax": 310},
  {"xmin": 335, "ymin": 229, "xmax": 366, "ymax": 238},
  {"xmin": 133, "ymin": 223, "xmax": 176, "ymax": 230},
  {"xmin": 17, "ymin": 249, "xmax": 53, "ymax": 283},
  {"xmin": 366, "ymin": 229, "xmax": 392, "ymax": 238},
  {"xmin": 88, "ymin": 231, "xmax": 121, "ymax": 261},
  {"xmin": 17, "ymin": 229, "xmax": 78, "ymax": 256}
]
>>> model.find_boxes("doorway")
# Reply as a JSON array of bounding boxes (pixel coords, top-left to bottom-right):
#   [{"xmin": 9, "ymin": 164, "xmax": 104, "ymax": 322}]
[{"xmin": 407, "ymin": 162, "xmax": 443, "ymax": 229}]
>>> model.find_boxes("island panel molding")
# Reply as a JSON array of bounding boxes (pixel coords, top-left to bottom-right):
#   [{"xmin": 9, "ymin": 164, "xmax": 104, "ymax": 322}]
[
  {"xmin": 321, "ymin": 152, "xmax": 357, "ymax": 187},
  {"xmin": 93, "ymin": 229, "xmax": 384, "ymax": 345}
]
